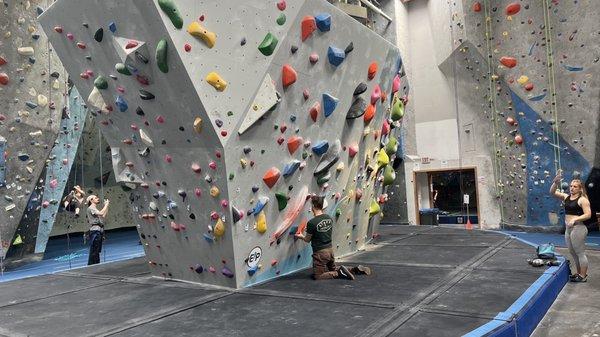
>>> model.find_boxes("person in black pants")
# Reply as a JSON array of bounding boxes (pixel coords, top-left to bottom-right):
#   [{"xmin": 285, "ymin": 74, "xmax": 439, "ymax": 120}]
[{"xmin": 86, "ymin": 195, "xmax": 110, "ymax": 265}]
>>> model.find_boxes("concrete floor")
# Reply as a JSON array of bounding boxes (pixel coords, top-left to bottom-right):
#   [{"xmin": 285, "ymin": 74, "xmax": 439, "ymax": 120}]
[{"xmin": 532, "ymin": 248, "xmax": 600, "ymax": 337}]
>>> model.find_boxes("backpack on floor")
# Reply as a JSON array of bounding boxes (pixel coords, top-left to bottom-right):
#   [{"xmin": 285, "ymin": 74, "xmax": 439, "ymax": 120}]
[{"xmin": 536, "ymin": 243, "xmax": 556, "ymax": 259}]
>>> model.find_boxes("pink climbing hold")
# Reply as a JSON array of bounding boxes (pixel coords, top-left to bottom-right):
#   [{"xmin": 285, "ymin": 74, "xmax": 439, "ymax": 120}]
[
  {"xmin": 263, "ymin": 167, "xmax": 281, "ymax": 189},
  {"xmin": 500, "ymin": 56, "xmax": 517, "ymax": 68},
  {"xmin": 49, "ymin": 179, "xmax": 58, "ymax": 189},
  {"xmin": 381, "ymin": 119, "xmax": 390, "ymax": 136},
  {"xmin": 221, "ymin": 199, "xmax": 229, "ymax": 208},
  {"xmin": 42, "ymin": 200, "xmax": 50, "ymax": 208},
  {"xmin": 309, "ymin": 102, "xmax": 320, "ymax": 122},
  {"xmin": 271, "ymin": 259, "xmax": 278, "ymax": 266},
  {"xmin": 277, "ymin": 136, "xmax": 285, "ymax": 145},
  {"xmin": 195, "ymin": 188, "xmax": 202, "ymax": 197},
  {"xmin": 170, "ymin": 221, "xmax": 181, "ymax": 231},
  {"xmin": 348, "ymin": 144, "xmax": 359, "ymax": 158},
  {"xmin": 370, "ymin": 85, "xmax": 381, "ymax": 104},
  {"xmin": 191, "ymin": 163, "xmax": 202, "ymax": 173},
  {"xmin": 277, "ymin": 0, "xmax": 286, "ymax": 11},
  {"xmin": 524, "ymin": 83, "xmax": 534, "ymax": 91},
  {"xmin": 309, "ymin": 53, "xmax": 319, "ymax": 64},
  {"xmin": 209, "ymin": 161, "xmax": 217, "ymax": 170},
  {"xmin": 392, "ymin": 74, "xmax": 401, "ymax": 94},
  {"xmin": 164, "ymin": 154, "xmax": 172, "ymax": 163},
  {"xmin": 66, "ymin": 33, "xmax": 74, "ymax": 40},
  {"xmin": 303, "ymin": 89, "xmax": 310, "ymax": 100},
  {"xmin": 515, "ymin": 134, "xmax": 523, "ymax": 144},
  {"xmin": 282, "ymin": 64, "xmax": 297, "ymax": 87},
  {"xmin": 126, "ymin": 40, "xmax": 138, "ymax": 49},
  {"xmin": 506, "ymin": 2, "xmax": 521, "ymax": 15},
  {"xmin": 301, "ymin": 16, "xmax": 316, "ymax": 41},
  {"xmin": 184, "ymin": 43, "xmax": 191, "ymax": 52},
  {"xmin": 155, "ymin": 115, "xmax": 165, "ymax": 124}
]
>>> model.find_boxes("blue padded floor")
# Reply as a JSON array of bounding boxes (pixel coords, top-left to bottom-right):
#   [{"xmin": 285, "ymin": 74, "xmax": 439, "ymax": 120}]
[
  {"xmin": 500, "ymin": 230, "xmax": 600, "ymax": 251},
  {"xmin": 1, "ymin": 227, "xmax": 144, "ymax": 282}
]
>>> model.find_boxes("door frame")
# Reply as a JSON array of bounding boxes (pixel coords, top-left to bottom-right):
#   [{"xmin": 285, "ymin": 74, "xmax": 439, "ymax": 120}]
[{"xmin": 413, "ymin": 166, "xmax": 481, "ymax": 225}]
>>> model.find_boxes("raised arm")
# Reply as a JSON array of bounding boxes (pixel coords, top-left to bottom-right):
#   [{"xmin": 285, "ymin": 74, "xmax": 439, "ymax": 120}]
[
  {"xmin": 549, "ymin": 170, "xmax": 568, "ymax": 200},
  {"xmin": 98, "ymin": 200, "xmax": 110, "ymax": 217}
]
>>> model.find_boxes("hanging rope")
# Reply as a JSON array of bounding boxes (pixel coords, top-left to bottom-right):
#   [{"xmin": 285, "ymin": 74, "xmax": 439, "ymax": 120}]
[
  {"xmin": 63, "ymin": 80, "xmax": 72, "ymax": 270},
  {"xmin": 483, "ymin": 0, "xmax": 505, "ymax": 223},
  {"xmin": 97, "ymin": 122, "xmax": 106, "ymax": 263}
]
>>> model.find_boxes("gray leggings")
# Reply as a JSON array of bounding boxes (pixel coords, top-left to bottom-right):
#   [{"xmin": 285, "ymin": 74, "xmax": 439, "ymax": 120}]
[{"xmin": 565, "ymin": 223, "xmax": 588, "ymax": 273}]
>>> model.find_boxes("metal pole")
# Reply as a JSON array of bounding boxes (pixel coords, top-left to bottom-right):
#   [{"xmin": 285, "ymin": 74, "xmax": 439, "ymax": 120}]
[{"xmin": 359, "ymin": 0, "xmax": 392, "ymax": 22}]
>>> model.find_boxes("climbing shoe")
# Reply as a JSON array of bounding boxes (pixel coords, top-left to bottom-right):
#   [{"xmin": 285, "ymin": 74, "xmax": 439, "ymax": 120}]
[
  {"xmin": 338, "ymin": 266, "xmax": 355, "ymax": 280},
  {"xmin": 351, "ymin": 265, "xmax": 372, "ymax": 276},
  {"xmin": 570, "ymin": 274, "xmax": 587, "ymax": 283}
]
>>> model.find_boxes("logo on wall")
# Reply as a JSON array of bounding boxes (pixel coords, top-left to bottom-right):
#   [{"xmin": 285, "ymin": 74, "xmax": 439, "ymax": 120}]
[{"xmin": 247, "ymin": 246, "xmax": 262, "ymax": 268}]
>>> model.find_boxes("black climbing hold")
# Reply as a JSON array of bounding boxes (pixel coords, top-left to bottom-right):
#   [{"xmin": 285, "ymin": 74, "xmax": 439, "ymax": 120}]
[
  {"xmin": 94, "ymin": 28, "xmax": 103, "ymax": 42},
  {"xmin": 346, "ymin": 97, "xmax": 367, "ymax": 119},
  {"xmin": 353, "ymin": 82, "xmax": 367, "ymax": 96},
  {"xmin": 139, "ymin": 90, "xmax": 155, "ymax": 100},
  {"xmin": 344, "ymin": 42, "xmax": 354, "ymax": 55},
  {"xmin": 241, "ymin": 37, "xmax": 246, "ymax": 46},
  {"xmin": 50, "ymin": 71, "xmax": 60, "ymax": 78},
  {"xmin": 136, "ymin": 106, "xmax": 145, "ymax": 116},
  {"xmin": 291, "ymin": 45, "xmax": 298, "ymax": 54},
  {"xmin": 82, "ymin": 23, "xmax": 89, "ymax": 28}
]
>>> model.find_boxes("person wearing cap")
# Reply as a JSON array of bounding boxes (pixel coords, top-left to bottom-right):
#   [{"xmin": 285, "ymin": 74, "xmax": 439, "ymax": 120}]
[
  {"xmin": 86, "ymin": 195, "xmax": 110, "ymax": 265},
  {"xmin": 295, "ymin": 195, "xmax": 371, "ymax": 280}
]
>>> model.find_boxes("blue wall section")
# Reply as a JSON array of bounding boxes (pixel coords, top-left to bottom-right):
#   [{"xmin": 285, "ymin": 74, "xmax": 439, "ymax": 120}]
[
  {"xmin": 35, "ymin": 87, "xmax": 87, "ymax": 253},
  {"xmin": 510, "ymin": 90, "xmax": 591, "ymax": 226}
]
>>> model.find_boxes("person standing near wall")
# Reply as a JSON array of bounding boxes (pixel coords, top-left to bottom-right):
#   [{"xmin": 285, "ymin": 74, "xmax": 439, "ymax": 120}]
[
  {"xmin": 550, "ymin": 170, "xmax": 592, "ymax": 282},
  {"xmin": 295, "ymin": 195, "xmax": 371, "ymax": 280},
  {"xmin": 85, "ymin": 195, "xmax": 109, "ymax": 265}
]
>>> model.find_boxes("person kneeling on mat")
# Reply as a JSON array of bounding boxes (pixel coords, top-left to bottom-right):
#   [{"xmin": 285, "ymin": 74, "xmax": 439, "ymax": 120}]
[
  {"xmin": 86, "ymin": 194, "xmax": 110, "ymax": 265},
  {"xmin": 295, "ymin": 195, "xmax": 371, "ymax": 280}
]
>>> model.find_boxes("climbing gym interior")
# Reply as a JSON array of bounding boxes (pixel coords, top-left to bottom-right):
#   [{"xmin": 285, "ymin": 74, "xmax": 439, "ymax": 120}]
[{"xmin": 0, "ymin": 0, "xmax": 598, "ymax": 336}]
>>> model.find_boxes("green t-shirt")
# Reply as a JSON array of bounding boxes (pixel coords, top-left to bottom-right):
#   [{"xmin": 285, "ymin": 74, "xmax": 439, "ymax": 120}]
[{"xmin": 307, "ymin": 214, "xmax": 333, "ymax": 252}]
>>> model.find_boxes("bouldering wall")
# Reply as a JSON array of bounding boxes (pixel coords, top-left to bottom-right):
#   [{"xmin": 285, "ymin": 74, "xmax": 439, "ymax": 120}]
[
  {"xmin": 456, "ymin": 0, "xmax": 600, "ymax": 228},
  {"xmin": 40, "ymin": 0, "xmax": 408, "ymax": 288},
  {"xmin": 0, "ymin": 0, "xmax": 68, "ymax": 259}
]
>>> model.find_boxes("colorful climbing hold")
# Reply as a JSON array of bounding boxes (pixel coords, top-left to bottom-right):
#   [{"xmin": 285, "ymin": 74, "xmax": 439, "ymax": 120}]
[
  {"xmin": 0, "ymin": 73, "xmax": 8, "ymax": 86},
  {"xmin": 94, "ymin": 75, "xmax": 108, "ymax": 89},
  {"xmin": 158, "ymin": 0, "xmax": 184, "ymax": 29},
  {"xmin": 370, "ymin": 85, "xmax": 381, "ymax": 104},
  {"xmin": 368, "ymin": 62, "xmax": 378, "ymax": 80},
  {"xmin": 276, "ymin": 192, "xmax": 288, "ymax": 211},
  {"xmin": 327, "ymin": 46, "xmax": 345, "ymax": 67},
  {"xmin": 315, "ymin": 13, "xmax": 331, "ymax": 32},
  {"xmin": 309, "ymin": 102, "xmax": 320, "ymax": 122},
  {"xmin": 363, "ymin": 104, "xmax": 376, "ymax": 123},
  {"xmin": 205, "ymin": 72, "xmax": 227, "ymax": 91},
  {"xmin": 277, "ymin": 0, "xmax": 286, "ymax": 11},
  {"xmin": 369, "ymin": 199, "xmax": 381, "ymax": 217},
  {"xmin": 282, "ymin": 64, "xmax": 297, "ymax": 87},
  {"xmin": 276, "ymin": 13, "xmax": 286, "ymax": 25},
  {"xmin": 94, "ymin": 28, "xmax": 103, "ymax": 42},
  {"xmin": 258, "ymin": 32, "xmax": 278, "ymax": 56},
  {"xmin": 391, "ymin": 92, "xmax": 404, "ymax": 121},
  {"xmin": 156, "ymin": 39, "xmax": 169, "ymax": 73},
  {"xmin": 348, "ymin": 144, "xmax": 359, "ymax": 158},
  {"xmin": 322, "ymin": 93, "xmax": 339, "ymax": 118},
  {"xmin": 263, "ymin": 167, "xmax": 281, "ymax": 188},
  {"xmin": 500, "ymin": 56, "xmax": 517, "ymax": 68},
  {"xmin": 214, "ymin": 218, "xmax": 225, "ymax": 238},
  {"xmin": 187, "ymin": 22, "xmax": 216, "ymax": 48},
  {"xmin": 473, "ymin": 2, "xmax": 482, "ymax": 12},
  {"xmin": 287, "ymin": 136, "xmax": 303, "ymax": 154},
  {"xmin": 256, "ymin": 210, "xmax": 267, "ymax": 234},
  {"xmin": 283, "ymin": 160, "xmax": 301, "ymax": 177},
  {"xmin": 505, "ymin": 2, "xmax": 521, "ymax": 16},
  {"xmin": 301, "ymin": 16, "xmax": 316, "ymax": 41},
  {"xmin": 312, "ymin": 140, "xmax": 329, "ymax": 156},
  {"xmin": 193, "ymin": 117, "xmax": 202, "ymax": 133}
]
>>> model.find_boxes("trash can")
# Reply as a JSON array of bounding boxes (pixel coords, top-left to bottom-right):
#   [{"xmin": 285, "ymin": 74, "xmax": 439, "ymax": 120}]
[{"xmin": 419, "ymin": 208, "xmax": 439, "ymax": 226}]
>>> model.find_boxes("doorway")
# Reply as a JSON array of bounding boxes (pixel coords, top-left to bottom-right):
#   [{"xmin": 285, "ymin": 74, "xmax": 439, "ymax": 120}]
[{"xmin": 414, "ymin": 168, "xmax": 480, "ymax": 225}]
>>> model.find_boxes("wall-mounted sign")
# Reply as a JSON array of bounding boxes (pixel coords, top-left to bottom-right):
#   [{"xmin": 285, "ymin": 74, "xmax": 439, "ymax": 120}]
[{"xmin": 247, "ymin": 246, "xmax": 262, "ymax": 268}]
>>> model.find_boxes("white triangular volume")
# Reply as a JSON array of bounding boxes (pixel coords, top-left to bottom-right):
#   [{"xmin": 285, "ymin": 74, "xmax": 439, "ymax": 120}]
[
  {"xmin": 112, "ymin": 36, "xmax": 147, "ymax": 62},
  {"xmin": 238, "ymin": 73, "xmax": 280, "ymax": 135},
  {"xmin": 87, "ymin": 87, "xmax": 108, "ymax": 112}
]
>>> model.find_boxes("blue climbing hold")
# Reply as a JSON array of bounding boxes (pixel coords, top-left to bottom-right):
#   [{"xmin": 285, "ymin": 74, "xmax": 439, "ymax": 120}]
[
  {"xmin": 194, "ymin": 264, "xmax": 203, "ymax": 273},
  {"xmin": 25, "ymin": 101, "xmax": 38, "ymax": 109},
  {"xmin": 283, "ymin": 160, "xmax": 301, "ymax": 178},
  {"xmin": 115, "ymin": 96, "xmax": 128, "ymax": 112},
  {"xmin": 108, "ymin": 22, "xmax": 117, "ymax": 33},
  {"xmin": 253, "ymin": 196, "xmax": 269, "ymax": 215},
  {"xmin": 289, "ymin": 226, "xmax": 298, "ymax": 235},
  {"xmin": 312, "ymin": 140, "xmax": 329, "ymax": 156},
  {"xmin": 203, "ymin": 233, "xmax": 214, "ymax": 243},
  {"xmin": 36, "ymin": 6, "xmax": 44, "ymax": 15},
  {"xmin": 247, "ymin": 265, "xmax": 258, "ymax": 276},
  {"xmin": 327, "ymin": 46, "xmax": 345, "ymax": 67},
  {"xmin": 322, "ymin": 93, "xmax": 339, "ymax": 117},
  {"xmin": 315, "ymin": 13, "xmax": 331, "ymax": 32}
]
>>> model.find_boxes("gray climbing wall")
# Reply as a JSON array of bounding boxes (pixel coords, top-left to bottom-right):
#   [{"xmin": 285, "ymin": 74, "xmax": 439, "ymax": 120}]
[
  {"xmin": 0, "ymin": 0, "xmax": 68, "ymax": 259},
  {"xmin": 40, "ymin": 0, "xmax": 408, "ymax": 288},
  {"xmin": 454, "ymin": 0, "xmax": 600, "ymax": 228}
]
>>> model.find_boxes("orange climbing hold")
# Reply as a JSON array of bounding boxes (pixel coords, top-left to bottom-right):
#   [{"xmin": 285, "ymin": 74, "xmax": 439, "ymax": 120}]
[
  {"xmin": 472, "ymin": 1, "xmax": 481, "ymax": 12},
  {"xmin": 301, "ymin": 16, "xmax": 316, "ymax": 41},
  {"xmin": 515, "ymin": 135, "xmax": 523, "ymax": 144},
  {"xmin": 367, "ymin": 62, "xmax": 377, "ymax": 80},
  {"xmin": 499, "ymin": 56, "xmax": 517, "ymax": 68},
  {"xmin": 309, "ymin": 102, "xmax": 320, "ymax": 122},
  {"xmin": 287, "ymin": 136, "xmax": 303, "ymax": 154},
  {"xmin": 263, "ymin": 167, "xmax": 281, "ymax": 188},
  {"xmin": 282, "ymin": 64, "xmax": 297, "ymax": 87},
  {"xmin": 505, "ymin": 2, "xmax": 521, "ymax": 15},
  {"xmin": 363, "ymin": 104, "xmax": 375, "ymax": 123}
]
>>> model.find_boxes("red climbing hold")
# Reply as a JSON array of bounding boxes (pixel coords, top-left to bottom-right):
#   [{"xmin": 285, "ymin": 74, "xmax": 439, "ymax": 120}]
[
  {"xmin": 0, "ymin": 73, "xmax": 8, "ymax": 86},
  {"xmin": 499, "ymin": 56, "xmax": 517, "ymax": 68},
  {"xmin": 54, "ymin": 26, "xmax": 63, "ymax": 33},
  {"xmin": 277, "ymin": 0, "xmax": 286, "ymax": 11},
  {"xmin": 515, "ymin": 135, "xmax": 523, "ymax": 145},
  {"xmin": 184, "ymin": 43, "xmax": 191, "ymax": 52},
  {"xmin": 301, "ymin": 16, "xmax": 316, "ymax": 42},
  {"xmin": 287, "ymin": 136, "xmax": 303, "ymax": 154},
  {"xmin": 524, "ymin": 83, "xmax": 534, "ymax": 91},
  {"xmin": 277, "ymin": 136, "xmax": 285, "ymax": 145},
  {"xmin": 126, "ymin": 40, "xmax": 139, "ymax": 49},
  {"xmin": 0, "ymin": 56, "xmax": 6, "ymax": 66},
  {"xmin": 381, "ymin": 119, "xmax": 390, "ymax": 136},
  {"xmin": 282, "ymin": 64, "xmax": 297, "ymax": 87},
  {"xmin": 263, "ymin": 167, "xmax": 281, "ymax": 188},
  {"xmin": 472, "ymin": 2, "xmax": 482, "ymax": 12},
  {"xmin": 506, "ymin": 117, "xmax": 515, "ymax": 125},
  {"xmin": 77, "ymin": 42, "xmax": 87, "ymax": 49},
  {"xmin": 363, "ymin": 104, "xmax": 376, "ymax": 123},
  {"xmin": 506, "ymin": 2, "xmax": 521, "ymax": 15},
  {"xmin": 309, "ymin": 102, "xmax": 320, "ymax": 122},
  {"xmin": 368, "ymin": 62, "xmax": 378, "ymax": 80}
]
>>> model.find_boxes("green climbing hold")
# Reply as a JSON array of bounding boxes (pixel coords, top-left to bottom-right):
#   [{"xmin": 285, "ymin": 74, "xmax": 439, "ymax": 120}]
[
  {"xmin": 276, "ymin": 13, "xmax": 286, "ymax": 25},
  {"xmin": 115, "ymin": 63, "xmax": 131, "ymax": 76},
  {"xmin": 94, "ymin": 75, "xmax": 108, "ymax": 90},
  {"xmin": 391, "ymin": 93, "xmax": 404, "ymax": 121},
  {"xmin": 385, "ymin": 137, "xmax": 398, "ymax": 155},
  {"xmin": 369, "ymin": 200, "xmax": 380, "ymax": 217},
  {"xmin": 335, "ymin": 208, "xmax": 341, "ymax": 217},
  {"xmin": 156, "ymin": 38, "xmax": 169, "ymax": 73},
  {"xmin": 276, "ymin": 192, "xmax": 288, "ymax": 211},
  {"xmin": 383, "ymin": 164, "xmax": 396, "ymax": 186},
  {"xmin": 229, "ymin": 173, "xmax": 235, "ymax": 180},
  {"xmin": 258, "ymin": 32, "xmax": 278, "ymax": 56},
  {"xmin": 158, "ymin": 0, "xmax": 183, "ymax": 29}
]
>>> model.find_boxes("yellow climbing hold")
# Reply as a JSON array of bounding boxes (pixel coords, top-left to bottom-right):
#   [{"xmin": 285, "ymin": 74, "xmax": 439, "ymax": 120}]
[
  {"xmin": 214, "ymin": 218, "xmax": 225, "ymax": 238},
  {"xmin": 187, "ymin": 22, "xmax": 216, "ymax": 48},
  {"xmin": 193, "ymin": 117, "xmax": 202, "ymax": 133},
  {"xmin": 210, "ymin": 186, "xmax": 220, "ymax": 197},
  {"xmin": 369, "ymin": 200, "xmax": 380, "ymax": 217},
  {"xmin": 517, "ymin": 75, "xmax": 529, "ymax": 85},
  {"xmin": 377, "ymin": 150, "xmax": 389, "ymax": 167},
  {"xmin": 256, "ymin": 210, "xmax": 267, "ymax": 234},
  {"xmin": 240, "ymin": 158, "xmax": 248, "ymax": 168},
  {"xmin": 206, "ymin": 72, "xmax": 227, "ymax": 91}
]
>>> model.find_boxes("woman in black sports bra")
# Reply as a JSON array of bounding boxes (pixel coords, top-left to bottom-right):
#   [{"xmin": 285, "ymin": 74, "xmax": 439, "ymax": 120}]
[{"xmin": 550, "ymin": 170, "xmax": 592, "ymax": 282}]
